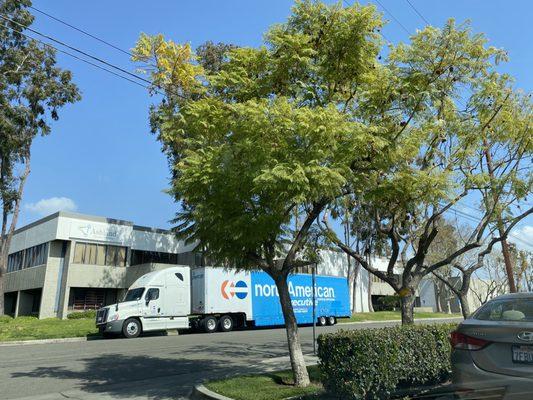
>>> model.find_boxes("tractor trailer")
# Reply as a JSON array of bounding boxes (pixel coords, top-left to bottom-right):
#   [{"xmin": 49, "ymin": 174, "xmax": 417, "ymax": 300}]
[{"xmin": 96, "ymin": 266, "xmax": 350, "ymax": 338}]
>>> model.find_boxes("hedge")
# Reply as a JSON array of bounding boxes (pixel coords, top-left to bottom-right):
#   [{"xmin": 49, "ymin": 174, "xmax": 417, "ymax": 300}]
[
  {"xmin": 67, "ymin": 310, "xmax": 97, "ymax": 319},
  {"xmin": 317, "ymin": 323, "xmax": 456, "ymax": 400}
]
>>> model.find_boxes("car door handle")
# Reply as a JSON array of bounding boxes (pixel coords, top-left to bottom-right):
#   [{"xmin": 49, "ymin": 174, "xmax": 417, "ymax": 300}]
[{"xmin": 158, "ymin": 308, "xmax": 160, "ymax": 313}]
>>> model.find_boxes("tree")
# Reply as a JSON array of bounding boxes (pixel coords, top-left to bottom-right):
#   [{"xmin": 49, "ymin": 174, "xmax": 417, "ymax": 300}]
[
  {"xmin": 320, "ymin": 19, "xmax": 533, "ymax": 324},
  {"xmin": 470, "ymin": 251, "xmax": 509, "ymax": 305},
  {"xmin": 133, "ymin": 1, "xmax": 388, "ymax": 387},
  {"xmin": 0, "ymin": 0, "xmax": 80, "ymax": 315}
]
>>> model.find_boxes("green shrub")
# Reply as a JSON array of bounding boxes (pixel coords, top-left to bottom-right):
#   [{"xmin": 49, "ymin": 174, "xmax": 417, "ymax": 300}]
[
  {"xmin": 375, "ymin": 295, "xmax": 401, "ymax": 311},
  {"xmin": 317, "ymin": 323, "xmax": 456, "ymax": 400},
  {"xmin": 67, "ymin": 310, "xmax": 97, "ymax": 319},
  {"xmin": 0, "ymin": 315, "xmax": 13, "ymax": 323}
]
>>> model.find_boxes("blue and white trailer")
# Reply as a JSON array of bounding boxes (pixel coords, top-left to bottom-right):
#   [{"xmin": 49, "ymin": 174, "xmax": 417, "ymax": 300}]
[{"xmin": 96, "ymin": 266, "xmax": 350, "ymax": 338}]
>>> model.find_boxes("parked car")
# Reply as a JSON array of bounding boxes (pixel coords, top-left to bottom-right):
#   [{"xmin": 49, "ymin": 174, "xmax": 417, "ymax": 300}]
[{"xmin": 451, "ymin": 293, "xmax": 533, "ymax": 399}]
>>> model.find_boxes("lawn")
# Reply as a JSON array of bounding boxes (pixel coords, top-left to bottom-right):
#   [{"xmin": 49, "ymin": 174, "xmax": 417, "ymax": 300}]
[
  {"xmin": 0, "ymin": 315, "xmax": 98, "ymax": 342},
  {"xmin": 205, "ymin": 366, "xmax": 324, "ymax": 400},
  {"xmin": 339, "ymin": 311, "xmax": 462, "ymax": 323}
]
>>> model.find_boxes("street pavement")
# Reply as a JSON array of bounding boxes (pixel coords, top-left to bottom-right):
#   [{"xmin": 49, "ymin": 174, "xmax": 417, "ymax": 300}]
[{"xmin": 0, "ymin": 318, "xmax": 461, "ymax": 400}]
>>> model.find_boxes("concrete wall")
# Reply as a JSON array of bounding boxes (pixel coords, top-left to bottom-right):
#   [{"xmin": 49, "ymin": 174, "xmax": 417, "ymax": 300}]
[
  {"xmin": 5, "ymin": 265, "xmax": 46, "ymax": 292},
  {"xmin": 40, "ymin": 241, "xmax": 67, "ymax": 318}
]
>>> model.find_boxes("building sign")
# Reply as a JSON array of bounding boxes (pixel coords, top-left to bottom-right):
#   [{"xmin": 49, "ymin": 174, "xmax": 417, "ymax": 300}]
[{"xmin": 69, "ymin": 220, "xmax": 131, "ymax": 244}]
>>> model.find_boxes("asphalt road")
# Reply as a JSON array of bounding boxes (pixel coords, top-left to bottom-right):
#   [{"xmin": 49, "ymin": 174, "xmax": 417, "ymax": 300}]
[{"xmin": 0, "ymin": 318, "xmax": 461, "ymax": 400}]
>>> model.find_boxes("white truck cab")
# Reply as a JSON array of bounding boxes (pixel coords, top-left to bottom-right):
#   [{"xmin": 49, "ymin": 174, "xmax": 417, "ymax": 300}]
[{"xmin": 96, "ymin": 266, "xmax": 191, "ymax": 338}]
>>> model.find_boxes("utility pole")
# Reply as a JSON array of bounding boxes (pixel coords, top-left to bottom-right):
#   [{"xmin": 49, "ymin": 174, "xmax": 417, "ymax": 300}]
[{"xmin": 483, "ymin": 139, "xmax": 517, "ymax": 293}]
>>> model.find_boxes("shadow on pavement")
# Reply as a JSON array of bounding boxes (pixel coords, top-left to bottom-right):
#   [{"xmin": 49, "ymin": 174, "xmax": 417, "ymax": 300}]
[{"xmin": 11, "ymin": 353, "xmax": 265, "ymax": 399}]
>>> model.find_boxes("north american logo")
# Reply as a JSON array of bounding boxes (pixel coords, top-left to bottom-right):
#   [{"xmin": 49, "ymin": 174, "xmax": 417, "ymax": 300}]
[{"xmin": 221, "ymin": 280, "xmax": 248, "ymax": 300}]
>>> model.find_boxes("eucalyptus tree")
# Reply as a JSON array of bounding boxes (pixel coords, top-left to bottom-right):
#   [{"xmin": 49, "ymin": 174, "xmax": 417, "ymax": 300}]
[
  {"xmin": 0, "ymin": 0, "xmax": 80, "ymax": 315},
  {"xmin": 132, "ymin": 1, "xmax": 395, "ymax": 387}
]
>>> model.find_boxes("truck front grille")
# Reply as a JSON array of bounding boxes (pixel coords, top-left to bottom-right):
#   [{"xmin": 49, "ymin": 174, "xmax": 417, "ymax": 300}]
[{"xmin": 96, "ymin": 308, "xmax": 109, "ymax": 325}]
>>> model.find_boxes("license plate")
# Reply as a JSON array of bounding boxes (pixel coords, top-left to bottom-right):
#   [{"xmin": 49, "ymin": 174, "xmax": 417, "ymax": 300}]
[{"xmin": 512, "ymin": 345, "xmax": 533, "ymax": 363}]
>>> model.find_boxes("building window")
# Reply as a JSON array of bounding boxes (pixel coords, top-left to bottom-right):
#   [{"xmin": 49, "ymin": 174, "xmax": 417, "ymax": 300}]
[
  {"xmin": 73, "ymin": 242, "xmax": 127, "ymax": 266},
  {"xmin": 130, "ymin": 250, "xmax": 178, "ymax": 266},
  {"xmin": 7, "ymin": 242, "xmax": 48, "ymax": 272}
]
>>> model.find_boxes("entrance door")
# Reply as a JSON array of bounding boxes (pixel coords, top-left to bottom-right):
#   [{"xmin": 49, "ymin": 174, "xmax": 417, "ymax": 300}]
[{"xmin": 142, "ymin": 287, "xmax": 166, "ymax": 331}]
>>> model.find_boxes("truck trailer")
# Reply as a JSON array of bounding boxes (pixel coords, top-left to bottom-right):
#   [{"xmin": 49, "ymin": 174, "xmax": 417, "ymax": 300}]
[{"xmin": 96, "ymin": 266, "xmax": 350, "ymax": 338}]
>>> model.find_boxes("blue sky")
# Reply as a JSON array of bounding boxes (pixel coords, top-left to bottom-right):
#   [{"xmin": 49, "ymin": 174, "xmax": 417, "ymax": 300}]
[{"xmin": 20, "ymin": 0, "xmax": 532, "ymax": 249}]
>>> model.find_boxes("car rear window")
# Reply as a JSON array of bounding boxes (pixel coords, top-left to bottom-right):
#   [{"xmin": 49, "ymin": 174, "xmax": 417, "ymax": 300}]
[{"xmin": 474, "ymin": 298, "xmax": 533, "ymax": 321}]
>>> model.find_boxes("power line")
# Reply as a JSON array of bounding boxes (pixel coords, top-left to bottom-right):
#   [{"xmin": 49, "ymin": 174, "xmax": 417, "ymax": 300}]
[
  {"xmin": 404, "ymin": 0, "xmax": 430, "ymax": 25},
  {"xmin": 29, "ymin": 5, "xmax": 132, "ymax": 57},
  {"xmin": 2, "ymin": 22, "xmax": 152, "ymax": 91},
  {"xmin": 374, "ymin": 0, "xmax": 411, "ymax": 36},
  {"xmin": 1, "ymin": 14, "xmax": 187, "ymax": 100},
  {"xmin": 445, "ymin": 206, "xmax": 533, "ymax": 249},
  {"xmin": 0, "ymin": 13, "xmax": 151, "ymax": 86}
]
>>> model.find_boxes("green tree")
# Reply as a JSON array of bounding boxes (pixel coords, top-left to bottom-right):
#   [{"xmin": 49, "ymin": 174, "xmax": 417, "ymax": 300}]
[
  {"xmin": 321, "ymin": 19, "xmax": 532, "ymax": 324},
  {"xmin": 0, "ymin": 0, "xmax": 80, "ymax": 315},
  {"xmin": 133, "ymin": 1, "xmax": 389, "ymax": 386}
]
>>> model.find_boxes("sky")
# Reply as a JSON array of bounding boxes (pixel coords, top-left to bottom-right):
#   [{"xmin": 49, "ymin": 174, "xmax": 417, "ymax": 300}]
[{"xmin": 18, "ymin": 0, "xmax": 533, "ymax": 250}]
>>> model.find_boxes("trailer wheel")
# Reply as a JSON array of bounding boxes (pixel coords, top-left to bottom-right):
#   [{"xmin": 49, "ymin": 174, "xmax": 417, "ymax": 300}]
[
  {"xmin": 327, "ymin": 316, "xmax": 336, "ymax": 326},
  {"xmin": 318, "ymin": 316, "xmax": 327, "ymax": 326},
  {"xmin": 122, "ymin": 318, "xmax": 142, "ymax": 338},
  {"xmin": 219, "ymin": 315, "xmax": 234, "ymax": 332},
  {"xmin": 202, "ymin": 316, "xmax": 218, "ymax": 333}
]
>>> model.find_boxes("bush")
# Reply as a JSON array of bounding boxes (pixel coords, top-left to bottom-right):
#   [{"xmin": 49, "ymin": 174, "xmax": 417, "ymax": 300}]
[
  {"xmin": 375, "ymin": 295, "xmax": 401, "ymax": 311},
  {"xmin": 67, "ymin": 310, "xmax": 97, "ymax": 319},
  {"xmin": 318, "ymin": 323, "xmax": 456, "ymax": 400},
  {"xmin": 0, "ymin": 315, "xmax": 13, "ymax": 323}
]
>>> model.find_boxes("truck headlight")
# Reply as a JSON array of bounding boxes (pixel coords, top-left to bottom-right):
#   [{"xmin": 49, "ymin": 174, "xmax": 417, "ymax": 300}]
[{"xmin": 110, "ymin": 314, "xmax": 119, "ymax": 321}]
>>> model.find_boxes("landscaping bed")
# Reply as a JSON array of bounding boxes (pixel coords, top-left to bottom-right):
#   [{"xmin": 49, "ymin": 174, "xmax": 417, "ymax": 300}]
[
  {"xmin": 0, "ymin": 315, "xmax": 98, "ymax": 342},
  {"xmin": 204, "ymin": 323, "xmax": 458, "ymax": 400},
  {"xmin": 204, "ymin": 366, "xmax": 325, "ymax": 400}
]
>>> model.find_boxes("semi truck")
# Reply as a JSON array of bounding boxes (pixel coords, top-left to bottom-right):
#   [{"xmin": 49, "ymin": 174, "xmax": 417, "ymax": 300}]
[{"xmin": 96, "ymin": 266, "xmax": 350, "ymax": 338}]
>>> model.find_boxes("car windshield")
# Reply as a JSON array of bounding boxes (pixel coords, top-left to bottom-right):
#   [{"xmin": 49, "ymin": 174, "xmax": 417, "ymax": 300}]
[
  {"xmin": 123, "ymin": 287, "xmax": 145, "ymax": 302},
  {"xmin": 473, "ymin": 298, "xmax": 533, "ymax": 322}
]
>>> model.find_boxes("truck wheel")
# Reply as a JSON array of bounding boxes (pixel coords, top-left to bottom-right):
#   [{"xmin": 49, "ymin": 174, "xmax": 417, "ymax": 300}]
[
  {"xmin": 327, "ymin": 316, "xmax": 336, "ymax": 326},
  {"xmin": 202, "ymin": 316, "xmax": 218, "ymax": 333},
  {"xmin": 219, "ymin": 315, "xmax": 234, "ymax": 332},
  {"xmin": 318, "ymin": 316, "xmax": 327, "ymax": 326},
  {"xmin": 122, "ymin": 318, "xmax": 142, "ymax": 338}
]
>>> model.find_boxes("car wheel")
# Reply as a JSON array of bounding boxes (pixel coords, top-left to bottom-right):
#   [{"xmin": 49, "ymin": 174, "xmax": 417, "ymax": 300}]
[
  {"xmin": 318, "ymin": 316, "xmax": 327, "ymax": 326},
  {"xmin": 327, "ymin": 316, "xmax": 336, "ymax": 326},
  {"xmin": 202, "ymin": 316, "xmax": 218, "ymax": 333},
  {"xmin": 122, "ymin": 318, "xmax": 141, "ymax": 338},
  {"xmin": 219, "ymin": 315, "xmax": 234, "ymax": 332}
]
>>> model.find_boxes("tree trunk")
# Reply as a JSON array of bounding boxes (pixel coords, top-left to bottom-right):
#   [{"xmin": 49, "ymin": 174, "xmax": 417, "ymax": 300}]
[
  {"xmin": 458, "ymin": 294, "xmax": 471, "ymax": 319},
  {"xmin": 352, "ymin": 263, "xmax": 360, "ymax": 313},
  {"xmin": 434, "ymin": 284, "xmax": 442, "ymax": 313},
  {"xmin": 400, "ymin": 292, "xmax": 415, "ymax": 325},
  {"xmin": 0, "ymin": 269, "xmax": 4, "ymax": 316},
  {"xmin": 0, "ymin": 159, "xmax": 31, "ymax": 316},
  {"xmin": 274, "ymin": 275, "xmax": 310, "ymax": 387},
  {"xmin": 367, "ymin": 272, "xmax": 374, "ymax": 312}
]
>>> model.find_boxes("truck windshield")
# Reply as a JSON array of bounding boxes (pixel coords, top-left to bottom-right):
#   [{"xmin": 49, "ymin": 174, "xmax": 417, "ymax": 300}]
[{"xmin": 124, "ymin": 288, "xmax": 145, "ymax": 302}]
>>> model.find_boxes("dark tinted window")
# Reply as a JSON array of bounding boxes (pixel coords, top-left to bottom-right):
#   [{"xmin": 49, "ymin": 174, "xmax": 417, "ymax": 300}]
[
  {"xmin": 146, "ymin": 288, "xmax": 159, "ymax": 301},
  {"xmin": 124, "ymin": 288, "xmax": 144, "ymax": 302},
  {"xmin": 474, "ymin": 298, "xmax": 533, "ymax": 322}
]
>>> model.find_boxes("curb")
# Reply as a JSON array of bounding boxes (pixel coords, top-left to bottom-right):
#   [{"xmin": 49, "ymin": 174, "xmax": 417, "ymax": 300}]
[
  {"xmin": 0, "ymin": 318, "xmax": 461, "ymax": 347},
  {"xmin": 0, "ymin": 336, "xmax": 92, "ymax": 347},
  {"xmin": 191, "ymin": 384, "xmax": 234, "ymax": 400}
]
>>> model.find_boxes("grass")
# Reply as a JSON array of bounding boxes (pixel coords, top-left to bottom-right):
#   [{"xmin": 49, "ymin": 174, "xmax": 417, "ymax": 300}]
[
  {"xmin": 0, "ymin": 315, "xmax": 98, "ymax": 342},
  {"xmin": 339, "ymin": 310, "xmax": 462, "ymax": 323},
  {"xmin": 205, "ymin": 365, "xmax": 324, "ymax": 400}
]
